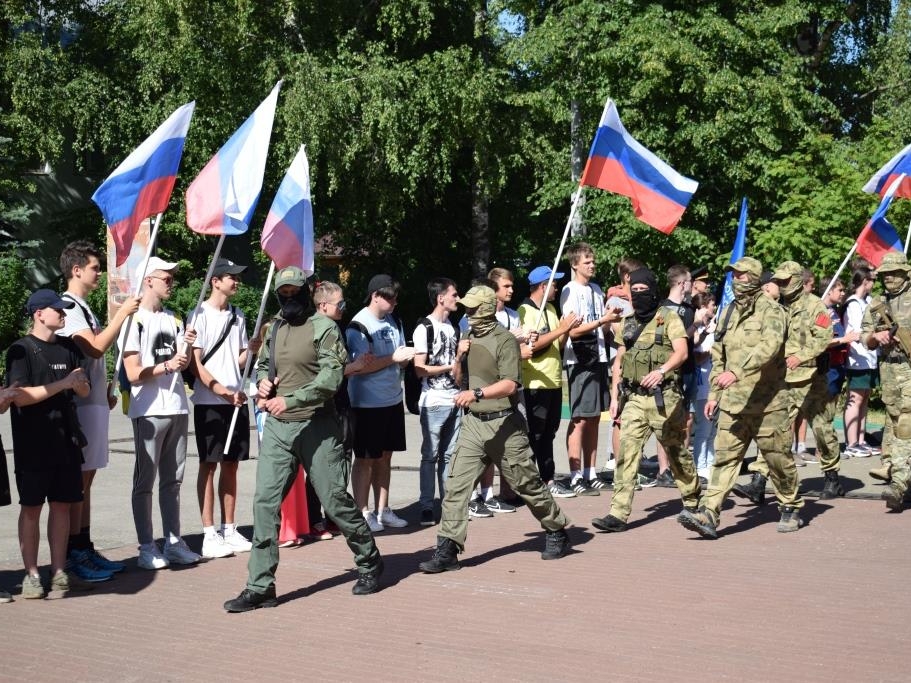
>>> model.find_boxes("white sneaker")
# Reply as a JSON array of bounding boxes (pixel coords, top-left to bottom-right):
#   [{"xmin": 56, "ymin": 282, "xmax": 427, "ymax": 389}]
[
  {"xmin": 378, "ymin": 507, "xmax": 408, "ymax": 528},
  {"xmin": 201, "ymin": 533, "xmax": 234, "ymax": 559},
  {"xmin": 137, "ymin": 542, "xmax": 170, "ymax": 570},
  {"xmin": 164, "ymin": 538, "xmax": 202, "ymax": 565},
  {"xmin": 222, "ymin": 529, "xmax": 253, "ymax": 553},
  {"xmin": 363, "ymin": 510, "xmax": 384, "ymax": 533}
]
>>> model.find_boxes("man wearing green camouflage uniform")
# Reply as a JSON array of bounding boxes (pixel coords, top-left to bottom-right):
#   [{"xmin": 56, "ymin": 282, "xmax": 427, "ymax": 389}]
[
  {"xmin": 678, "ymin": 257, "xmax": 804, "ymax": 538},
  {"xmin": 592, "ymin": 268, "xmax": 700, "ymax": 532},
  {"xmin": 735, "ymin": 260, "xmax": 838, "ymax": 502},
  {"xmin": 418, "ymin": 285, "xmax": 570, "ymax": 573},
  {"xmin": 224, "ymin": 267, "xmax": 382, "ymax": 612},
  {"xmin": 861, "ymin": 252, "xmax": 911, "ymax": 512}
]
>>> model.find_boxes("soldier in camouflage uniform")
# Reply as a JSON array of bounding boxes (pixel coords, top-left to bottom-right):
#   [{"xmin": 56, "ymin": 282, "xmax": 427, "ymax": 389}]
[
  {"xmin": 678, "ymin": 257, "xmax": 804, "ymax": 538},
  {"xmin": 734, "ymin": 261, "xmax": 838, "ymax": 501},
  {"xmin": 592, "ymin": 268, "xmax": 700, "ymax": 532},
  {"xmin": 861, "ymin": 252, "xmax": 911, "ymax": 512}
]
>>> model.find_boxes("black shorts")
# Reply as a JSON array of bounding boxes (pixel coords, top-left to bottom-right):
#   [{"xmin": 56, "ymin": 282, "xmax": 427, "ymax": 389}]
[
  {"xmin": 194, "ymin": 404, "xmax": 251, "ymax": 463},
  {"xmin": 16, "ymin": 462, "xmax": 83, "ymax": 506},
  {"xmin": 352, "ymin": 403, "xmax": 406, "ymax": 459}
]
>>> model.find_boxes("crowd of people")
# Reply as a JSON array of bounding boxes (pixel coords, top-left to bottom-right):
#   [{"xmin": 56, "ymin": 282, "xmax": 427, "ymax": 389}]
[{"xmin": 2, "ymin": 237, "xmax": 910, "ymax": 607}]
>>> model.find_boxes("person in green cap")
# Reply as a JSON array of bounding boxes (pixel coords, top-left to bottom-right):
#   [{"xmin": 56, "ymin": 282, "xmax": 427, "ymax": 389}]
[
  {"xmin": 678, "ymin": 256, "xmax": 804, "ymax": 538},
  {"xmin": 224, "ymin": 266, "xmax": 382, "ymax": 612},
  {"xmin": 862, "ymin": 251, "xmax": 911, "ymax": 512}
]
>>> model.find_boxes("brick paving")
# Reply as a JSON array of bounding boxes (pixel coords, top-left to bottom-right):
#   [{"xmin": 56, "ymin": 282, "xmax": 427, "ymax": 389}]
[{"xmin": 0, "ymin": 413, "xmax": 907, "ymax": 681}]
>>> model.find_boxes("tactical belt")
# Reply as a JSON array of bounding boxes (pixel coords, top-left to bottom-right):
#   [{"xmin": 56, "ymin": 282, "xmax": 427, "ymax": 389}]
[
  {"xmin": 472, "ymin": 408, "xmax": 515, "ymax": 422},
  {"xmin": 625, "ymin": 380, "xmax": 676, "ymax": 396}
]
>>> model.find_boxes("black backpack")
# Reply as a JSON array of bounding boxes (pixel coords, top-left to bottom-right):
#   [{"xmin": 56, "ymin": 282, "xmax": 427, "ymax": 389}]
[{"xmin": 404, "ymin": 317, "xmax": 460, "ymax": 415}]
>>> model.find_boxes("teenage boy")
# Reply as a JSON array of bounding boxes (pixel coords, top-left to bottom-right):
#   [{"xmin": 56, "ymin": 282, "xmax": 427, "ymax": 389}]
[
  {"xmin": 57, "ymin": 240, "xmax": 140, "ymax": 581},
  {"xmin": 189, "ymin": 258, "xmax": 258, "ymax": 559},
  {"xmin": 7, "ymin": 290, "xmax": 92, "ymax": 598},
  {"xmin": 122, "ymin": 256, "xmax": 200, "ymax": 569}
]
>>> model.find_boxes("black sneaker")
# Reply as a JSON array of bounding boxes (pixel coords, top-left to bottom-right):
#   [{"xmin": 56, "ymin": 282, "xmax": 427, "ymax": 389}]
[
  {"xmin": 352, "ymin": 559, "xmax": 384, "ymax": 595},
  {"xmin": 223, "ymin": 586, "xmax": 278, "ymax": 612},
  {"xmin": 571, "ymin": 479, "xmax": 600, "ymax": 497},
  {"xmin": 541, "ymin": 529, "xmax": 570, "ymax": 560},
  {"xmin": 486, "ymin": 496, "xmax": 517, "ymax": 513},
  {"xmin": 591, "ymin": 513, "xmax": 627, "ymax": 533},
  {"xmin": 677, "ymin": 507, "xmax": 718, "ymax": 539},
  {"xmin": 419, "ymin": 509, "xmax": 435, "ymax": 526},
  {"xmin": 585, "ymin": 477, "xmax": 609, "ymax": 491},
  {"xmin": 655, "ymin": 469, "xmax": 676, "ymax": 487},
  {"xmin": 468, "ymin": 498, "xmax": 494, "ymax": 518}
]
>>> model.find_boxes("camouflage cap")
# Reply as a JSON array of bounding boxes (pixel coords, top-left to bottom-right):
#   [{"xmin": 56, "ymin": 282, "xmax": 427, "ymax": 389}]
[
  {"xmin": 724, "ymin": 256, "xmax": 763, "ymax": 278},
  {"xmin": 771, "ymin": 260, "xmax": 803, "ymax": 281},
  {"xmin": 460, "ymin": 285, "xmax": 497, "ymax": 308},
  {"xmin": 877, "ymin": 252, "xmax": 911, "ymax": 275},
  {"xmin": 273, "ymin": 266, "xmax": 307, "ymax": 290}
]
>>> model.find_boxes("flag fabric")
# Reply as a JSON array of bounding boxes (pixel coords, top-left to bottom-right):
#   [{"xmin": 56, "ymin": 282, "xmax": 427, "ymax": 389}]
[
  {"xmin": 856, "ymin": 174, "xmax": 905, "ymax": 267},
  {"xmin": 863, "ymin": 142, "xmax": 911, "ymax": 198},
  {"xmin": 580, "ymin": 99, "xmax": 698, "ymax": 234},
  {"xmin": 185, "ymin": 81, "xmax": 282, "ymax": 235},
  {"xmin": 91, "ymin": 102, "xmax": 195, "ymax": 266},
  {"xmin": 719, "ymin": 197, "xmax": 748, "ymax": 313},
  {"xmin": 261, "ymin": 145, "xmax": 315, "ymax": 274}
]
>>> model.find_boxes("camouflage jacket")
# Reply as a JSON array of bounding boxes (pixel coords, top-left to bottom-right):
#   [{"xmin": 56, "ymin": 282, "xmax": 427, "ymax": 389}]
[
  {"xmin": 709, "ymin": 293, "xmax": 787, "ymax": 414},
  {"xmin": 783, "ymin": 292, "xmax": 832, "ymax": 383}
]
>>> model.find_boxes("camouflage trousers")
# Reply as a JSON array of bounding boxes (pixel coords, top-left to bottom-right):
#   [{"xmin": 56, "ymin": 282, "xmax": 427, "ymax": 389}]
[
  {"xmin": 880, "ymin": 361, "xmax": 911, "ymax": 494},
  {"xmin": 609, "ymin": 391, "xmax": 700, "ymax": 522},
  {"xmin": 749, "ymin": 373, "xmax": 840, "ymax": 473},
  {"xmin": 701, "ymin": 407, "xmax": 803, "ymax": 518}
]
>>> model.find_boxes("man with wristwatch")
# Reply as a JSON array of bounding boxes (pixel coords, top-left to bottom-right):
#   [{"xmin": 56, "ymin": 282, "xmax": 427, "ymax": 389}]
[{"xmin": 418, "ymin": 285, "xmax": 571, "ymax": 573}]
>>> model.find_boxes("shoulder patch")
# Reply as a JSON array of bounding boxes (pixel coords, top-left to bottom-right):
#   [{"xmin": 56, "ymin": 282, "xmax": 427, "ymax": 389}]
[{"xmin": 814, "ymin": 312, "xmax": 831, "ymax": 328}]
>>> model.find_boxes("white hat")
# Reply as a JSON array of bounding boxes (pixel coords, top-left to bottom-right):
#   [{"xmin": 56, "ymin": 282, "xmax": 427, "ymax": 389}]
[{"xmin": 145, "ymin": 256, "xmax": 179, "ymax": 273}]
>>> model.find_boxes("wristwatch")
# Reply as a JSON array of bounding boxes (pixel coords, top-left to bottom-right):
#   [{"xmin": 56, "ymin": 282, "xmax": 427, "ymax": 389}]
[{"xmin": 473, "ymin": 388, "xmax": 484, "ymax": 402}]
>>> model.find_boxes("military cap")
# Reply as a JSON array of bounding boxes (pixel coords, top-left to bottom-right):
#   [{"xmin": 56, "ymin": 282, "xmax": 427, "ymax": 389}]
[
  {"xmin": 771, "ymin": 260, "xmax": 803, "ymax": 281},
  {"xmin": 460, "ymin": 285, "xmax": 497, "ymax": 308},
  {"xmin": 724, "ymin": 257, "xmax": 763, "ymax": 278},
  {"xmin": 274, "ymin": 266, "xmax": 307, "ymax": 290},
  {"xmin": 877, "ymin": 252, "xmax": 911, "ymax": 275}
]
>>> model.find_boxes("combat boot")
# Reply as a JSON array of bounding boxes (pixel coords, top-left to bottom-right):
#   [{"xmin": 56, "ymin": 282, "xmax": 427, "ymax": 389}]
[
  {"xmin": 677, "ymin": 506, "xmax": 718, "ymax": 539},
  {"xmin": 732, "ymin": 472, "xmax": 766, "ymax": 506},
  {"xmin": 869, "ymin": 460, "xmax": 892, "ymax": 483},
  {"xmin": 819, "ymin": 470, "xmax": 845, "ymax": 500},
  {"xmin": 418, "ymin": 536, "xmax": 461, "ymax": 573},
  {"xmin": 541, "ymin": 528, "xmax": 571, "ymax": 560},
  {"xmin": 591, "ymin": 513, "xmax": 627, "ymax": 533},
  {"xmin": 777, "ymin": 505, "xmax": 804, "ymax": 533},
  {"xmin": 881, "ymin": 484, "xmax": 904, "ymax": 513}
]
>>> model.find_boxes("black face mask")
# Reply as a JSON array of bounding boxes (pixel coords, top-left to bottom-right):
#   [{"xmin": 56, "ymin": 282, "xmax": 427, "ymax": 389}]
[
  {"xmin": 629, "ymin": 268, "xmax": 659, "ymax": 323},
  {"xmin": 276, "ymin": 289, "xmax": 313, "ymax": 324}
]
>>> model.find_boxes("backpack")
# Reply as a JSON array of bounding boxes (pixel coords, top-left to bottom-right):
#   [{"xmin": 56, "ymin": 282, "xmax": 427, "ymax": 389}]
[
  {"xmin": 182, "ymin": 305, "xmax": 238, "ymax": 390},
  {"xmin": 404, "ymin": 317, "xmax": 460, "ymax": 415}
]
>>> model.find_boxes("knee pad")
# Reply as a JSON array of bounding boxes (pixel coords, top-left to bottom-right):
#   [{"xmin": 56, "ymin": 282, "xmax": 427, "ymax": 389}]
[{"xmin": 896, "ymin": 413, "xmax": 911, "ymax": 440}]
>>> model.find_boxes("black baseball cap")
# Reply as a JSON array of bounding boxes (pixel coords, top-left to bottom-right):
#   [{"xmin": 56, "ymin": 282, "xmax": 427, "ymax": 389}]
[{"xmin": 26, "ymin": 289, "xmax": 75, "ymax": 314}]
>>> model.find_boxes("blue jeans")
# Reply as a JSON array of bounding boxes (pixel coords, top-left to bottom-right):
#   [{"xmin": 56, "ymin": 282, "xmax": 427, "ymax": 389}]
[
  {"xmin": 692, "ymin": 398, "xmax": 717, "ymax": 472},
  {"xmin": 419, "ymin": 404, "xmax": 462, "ymax": 511}
]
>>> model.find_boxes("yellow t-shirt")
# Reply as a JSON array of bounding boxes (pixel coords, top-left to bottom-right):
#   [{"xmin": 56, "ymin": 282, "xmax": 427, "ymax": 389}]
[{"xmin": 518, "ymin": 301, "xmax": 563, "ymax": 389}]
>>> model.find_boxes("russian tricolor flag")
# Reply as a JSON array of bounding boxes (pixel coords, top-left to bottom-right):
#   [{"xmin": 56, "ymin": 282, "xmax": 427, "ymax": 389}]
[
  {"xmin": 580, "ymin": 99, "xmax": 698, "ymax": 234},
  {"xmin": 261, "ymin": 145, "xmax": 315, "ymax": 274},
  {"xmin": 91, "ymin": 102, "xmax": 195, "ymax": 265},
  {"xmin": 185, "ymin": 80, "xmax": 282, "ymax": 235},
  {"xmin": 863, "ymin": 142, "xmax": 911, "ymax": 198},
  {"xmin": 857, "ymin": 174, "xmax": 905, "ymax": 267}
]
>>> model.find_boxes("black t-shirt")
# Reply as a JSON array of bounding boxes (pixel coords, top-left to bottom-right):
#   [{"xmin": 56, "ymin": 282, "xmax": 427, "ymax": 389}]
[
  {"xmin": 660, "ymin": 298, "xmax": 696, "ymax": 375},
  {"xmin": 5, "ymin": 334, "xmax": 88, "ymax": 470}
]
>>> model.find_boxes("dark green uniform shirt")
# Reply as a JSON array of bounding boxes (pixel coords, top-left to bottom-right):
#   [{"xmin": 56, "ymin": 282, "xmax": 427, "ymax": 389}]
[{"xmin": 466, "ymin": 324, "xmax": 521, "ymax": 415}]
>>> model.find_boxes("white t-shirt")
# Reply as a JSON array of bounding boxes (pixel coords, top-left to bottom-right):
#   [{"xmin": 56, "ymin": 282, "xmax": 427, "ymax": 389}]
[
  {"xmin": 190, "ymin": 302, "xmax": 249, "ymax": 405},
  {"xmin": 58, "ymin": 292, "xmax": 108, "ymax": 408},
  {"xmin": 413, "ymin": 316, "xmax": 459, "ymax": 408},
  {"xmin": 458, "ymin": 307, "xmax": 521, "ymax": 335},
  {"xmin": 561, "ymin": 279, "xmax": 607, "ymax": 364},
  {"xmin": 844, "ymin": 295, "xmax": 878, "ymax": 370},
  {"xmin": 694, "ymin": 326, "xmax": 715, "ymax": 401},
  {"xmin": 123, "ymin": 308, "xmax": 189, "ymax": 418}
]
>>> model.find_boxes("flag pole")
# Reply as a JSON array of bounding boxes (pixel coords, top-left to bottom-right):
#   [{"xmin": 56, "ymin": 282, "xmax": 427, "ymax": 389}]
[
  {"xmin": 532, "ymin": 185, "xmax": 586, "ymax": 334},
  {"xmin": 168, "ymin": 233, "xmax": 227, "ymax": 391},
  {"xmin": 223, "ymin": 261, "xmax": 275, "ymax": 455},
  {"xmin": 111, "ymin": 211, "xmax": 165, "ymax": 399},
  {"xmin": 821, "ymin": 242, "xmax": 859, "ymax": 301},
  {"xmin": 905, "ymin": 217, "xmax": 911, "ymax": 255}
]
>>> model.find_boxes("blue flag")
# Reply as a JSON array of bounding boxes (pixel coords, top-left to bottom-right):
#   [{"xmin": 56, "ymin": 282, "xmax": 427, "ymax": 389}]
[{"xmin": 719, "ymin": 197, "xmax": 748, "ymax": 313}]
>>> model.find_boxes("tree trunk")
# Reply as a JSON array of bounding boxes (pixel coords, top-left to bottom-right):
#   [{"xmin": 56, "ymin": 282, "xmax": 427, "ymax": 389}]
[
  {"xmin": 471, "ymin": 178, "xmax": 490, "ymax": 277},
  {"xmin": 570, "ymin": 98, "xmax": 586, "ymax": 237}
]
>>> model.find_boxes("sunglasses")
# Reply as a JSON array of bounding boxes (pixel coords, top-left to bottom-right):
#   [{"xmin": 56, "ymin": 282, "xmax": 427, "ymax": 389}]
[{"xmin": 151, "ymin": 275, "xmax": 174, "ymax": 285}]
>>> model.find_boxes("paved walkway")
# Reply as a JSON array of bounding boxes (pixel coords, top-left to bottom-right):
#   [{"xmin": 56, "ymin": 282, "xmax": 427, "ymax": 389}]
[{"xmin": 0, "ymin": 410, "xmax": 907, "ymax": 681}]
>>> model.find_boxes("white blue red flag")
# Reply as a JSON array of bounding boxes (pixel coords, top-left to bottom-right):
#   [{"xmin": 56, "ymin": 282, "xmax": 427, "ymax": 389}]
[
  {"xmin": 580, "ymin": 99, "xmax": 698, "ymax": 234},
  {"xmin": 863, "ymin": 142, "xmax": 911, "ymax": 198},
  {"xmin": 261, "ymin": 145, "xmax": 315, "ymax": 274},
  {"xmin": 857, "ymin": 174, "xmax": 904, "ymax": 267},
  {"xmin": 719, "ymin": 197, "xmax": 748, "ymax": 314},
  {"xmin": 91, "ymin": 102, "xmax": 195, "ymax": 265},
  {"xmin": 185, "ymin": 81, "xmax": 282, "ymax": 235}
]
